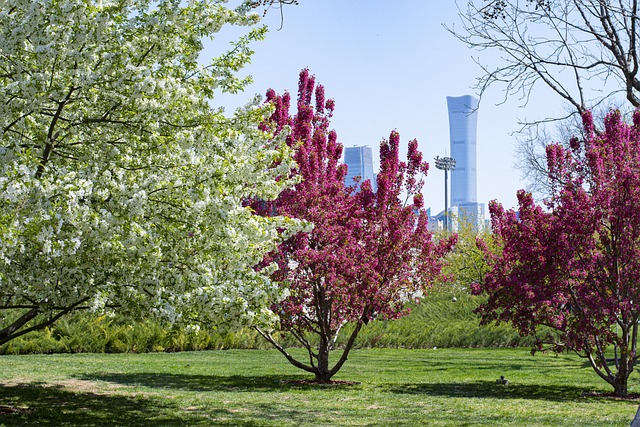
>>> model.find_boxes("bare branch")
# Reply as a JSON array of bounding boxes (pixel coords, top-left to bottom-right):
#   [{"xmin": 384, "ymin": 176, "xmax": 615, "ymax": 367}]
[
  {"xmin": 0, "ymin": 297, "xmax": 90, "ymax": 346},
  {"xmin": 253, "ymin": 326, "xmax": 317, "ymax": 374},
  {"xmin": 450, "ymin": 0, "xmax": 640, "ymax": 114}
]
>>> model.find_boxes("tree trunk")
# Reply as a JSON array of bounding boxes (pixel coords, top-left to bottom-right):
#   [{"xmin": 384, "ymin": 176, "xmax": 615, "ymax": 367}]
[
  {"xmin": 611, "ymin": 328, "xmax": 632, "ymax": 398},
  {"xmin": 313, "ymin": 369, "xmax": 333, "ymax": 382},
  {"xmin": 592, "ymin": 356, "xmax": 630, "ymax": 397},
  {"xmin": 613, "ymin": 375, "xmax": 629, "ymax": 398},
  {"xmin": 612, "ymin": 352, "xmax": 630, "ymax": 398},
  {"xmin": 587, "ymin": 327, "xmax": 634, "ymax": 398},
  {"xmin": 311, "ymin": 318, "xmax": 365, "ymax": 382},
  {"xmin": 256, "ymin": 300, "xmax": 368, "ymax": 383},
  {"xmin": 314, "ymin": 333, "xmax": 332, "ymax": 382}
]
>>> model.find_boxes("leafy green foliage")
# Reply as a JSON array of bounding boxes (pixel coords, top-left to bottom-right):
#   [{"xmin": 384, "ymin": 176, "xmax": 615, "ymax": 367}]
[
  {"xmin": 0, "ymin": 291, "xmax": 533, "ymax": 354},
  {"xmin": 439, "ymin": 215, "xmax": 501, "ymax": 291},
  {"xmin": 0, "ymin": 312, "xmax": 310, "ymax": 354},
  {"xmin": 345, "ymin": 291, "xmax": 534, "ymax": 349}
]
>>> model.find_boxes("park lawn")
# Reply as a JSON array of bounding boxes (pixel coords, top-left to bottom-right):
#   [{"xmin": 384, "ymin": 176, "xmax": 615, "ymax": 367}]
[{"xmin": 0, "ymin": 348, "xmax": 637, "ymax": 426}]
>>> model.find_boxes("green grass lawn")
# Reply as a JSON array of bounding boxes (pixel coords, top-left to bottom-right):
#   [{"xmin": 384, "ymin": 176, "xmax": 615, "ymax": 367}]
[{"xmin": 0, "ymin": 348, "xmax": 637, "ymax": 426}]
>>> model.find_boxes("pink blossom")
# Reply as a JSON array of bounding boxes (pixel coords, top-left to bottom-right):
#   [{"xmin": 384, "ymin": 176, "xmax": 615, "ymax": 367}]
[
  {"xmin": 253, "ymin": 69, "xmax": 454, "ymax": 382},
  {"xmin": 476, "ymin": 109, "xmax": 640, "ymax": 397}
]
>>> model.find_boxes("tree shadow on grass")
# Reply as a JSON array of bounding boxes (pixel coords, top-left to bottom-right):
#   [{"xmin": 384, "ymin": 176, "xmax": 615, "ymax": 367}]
[
  {"xmin": 0, "ymin": 382, "xmax": 255, "ymax": 426},
  {"xmin": 78, "ymin": 373, "xmax": 360, "ymax": 393},
  {"xmin": 579, "ymin": 358, "xmax": 639, "ymax": 369},
  {"xmin": 386, "ymin": 381, "xmax": 593, "ymax": 402},
  {"xmin": 409, "ymin": 359, "xmax": 533, "ymax": 373},
  {"xmin": 0, "ymin": 380, "xmax": 342, "ymax": 427}
]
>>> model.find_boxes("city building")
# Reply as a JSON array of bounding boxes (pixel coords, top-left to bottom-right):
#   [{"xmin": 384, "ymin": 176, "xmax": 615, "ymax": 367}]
[
  {"xmin": 447, "ymin": 95, "xmax": 478, "ymax": 206},
  {"xmin": 343, "ymin": 146, "xmax": 377, "ymax": 191},
  {"xmin": 431, "ymin": 95, "xmax": 486, "ymax": 232}
]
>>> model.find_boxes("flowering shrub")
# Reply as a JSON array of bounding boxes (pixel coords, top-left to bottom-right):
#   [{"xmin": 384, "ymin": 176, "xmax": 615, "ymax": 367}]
[
  {"xmin": 253, "ymin": 69, "xmax": 455, "ymax": 381},
  {"xmin": 476, "ymin": 109, "xmax": 640, "ymax": 397},
  {"xmin": 0, "ymin": 0, "xmax": 301, "ymax": 344}
]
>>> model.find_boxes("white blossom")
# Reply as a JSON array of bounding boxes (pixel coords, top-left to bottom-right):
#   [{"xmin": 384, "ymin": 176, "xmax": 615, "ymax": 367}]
[{"xmin": 0, "ymin": 0, "xmax": 304, "ymax": 342}]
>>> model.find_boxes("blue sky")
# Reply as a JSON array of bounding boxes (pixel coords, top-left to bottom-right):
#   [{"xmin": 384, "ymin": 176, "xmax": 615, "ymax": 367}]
[{"xmin": 211, "ymin": 1, "xmax": 569, "ymax": 213}]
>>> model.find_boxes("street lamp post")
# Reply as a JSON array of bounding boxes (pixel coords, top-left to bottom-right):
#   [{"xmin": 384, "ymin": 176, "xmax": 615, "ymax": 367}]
[{"xmin": 434, "ymin": 156, "xmax": 456, "ymax": 232}]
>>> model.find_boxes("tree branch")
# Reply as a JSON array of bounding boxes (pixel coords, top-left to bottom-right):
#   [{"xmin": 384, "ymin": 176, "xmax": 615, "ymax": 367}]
[
  {"xmin": 35, "ymin": 86, "xmax": 77, "ymax": 179},
  {"xmin": 253, "ymin": 326, "xmax": 317, "ymax": 374}
]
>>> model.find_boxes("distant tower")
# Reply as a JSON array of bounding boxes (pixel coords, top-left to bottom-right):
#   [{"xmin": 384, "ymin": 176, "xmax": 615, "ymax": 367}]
[
  {"xmin": 343, "ymin": 146, "xmax": 377, "ymax": 191},
  {"xmin": 447, "ymin": 95, "xmax": 478, "ymax": 205},
  {"xmin": 447, "ymin": 95, "xmax": 484, "ymax": 230}
]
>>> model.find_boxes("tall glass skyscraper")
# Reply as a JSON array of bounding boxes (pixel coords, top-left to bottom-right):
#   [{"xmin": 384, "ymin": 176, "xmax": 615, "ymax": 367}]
[
  {"xmin": 447, "ymin": 95, "xmax": 485, "ymax": 230},
  {"xmin": 343, "ymin": 146, "xmax": 377, "ymax": 191},
  {"xmin": 447, "ymin": 95, "xmax": 479, "ymax": 205}
]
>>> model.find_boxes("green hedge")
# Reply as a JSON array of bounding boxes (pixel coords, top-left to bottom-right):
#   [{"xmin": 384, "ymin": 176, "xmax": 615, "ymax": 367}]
[
  {"xmin": 0, "ymin": 291, "xmax": 533, "ymax": 355},
  {"xmin": 343, "ymin": 291, "xmax": 535, "ymax": 349}
]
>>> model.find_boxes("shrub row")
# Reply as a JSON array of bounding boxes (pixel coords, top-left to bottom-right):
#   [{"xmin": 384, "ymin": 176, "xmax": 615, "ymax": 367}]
[
  {"xmin": 0, "ymin": 292, "xmax": 533, "ymax": 355},
  {"xmin": 342, "ymin": 291, "xmax": 535, "ymax": 349}
]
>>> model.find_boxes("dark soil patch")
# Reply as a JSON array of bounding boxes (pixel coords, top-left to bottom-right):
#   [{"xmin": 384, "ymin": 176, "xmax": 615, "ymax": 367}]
[{"xmin": 280, "ymin": 379, "xmax": 360, "ymax": 386}]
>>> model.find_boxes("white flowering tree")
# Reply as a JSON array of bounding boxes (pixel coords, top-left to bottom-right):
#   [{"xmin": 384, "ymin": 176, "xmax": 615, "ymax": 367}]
[{"xmin": 0, "ymin": 0, "xmax": 301, "ymax": 344}]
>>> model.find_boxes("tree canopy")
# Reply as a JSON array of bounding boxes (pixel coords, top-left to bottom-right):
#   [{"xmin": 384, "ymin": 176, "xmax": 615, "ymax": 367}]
[
  {"xmin": 0, "ymin": 0, "xmax": 301, "ymax": 344},
  {"xmin": 253, "ymin": 69, "xmax": 455, "ymax": 382},
  {"xmin": 475, "ymin": 109, "xmax": 640, "ymax": 397}
]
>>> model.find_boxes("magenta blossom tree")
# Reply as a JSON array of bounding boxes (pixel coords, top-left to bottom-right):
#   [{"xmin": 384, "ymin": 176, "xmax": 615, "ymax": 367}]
[
  {"xmin": 474, "ymin": 109, "xmax": 640, "ymax": 397},
  {"xmin": 253, "ymin": 69, "xmax": 455, "ymax": 382}
]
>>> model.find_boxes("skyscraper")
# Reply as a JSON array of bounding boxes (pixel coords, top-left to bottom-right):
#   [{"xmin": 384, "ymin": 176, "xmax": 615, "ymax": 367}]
[
  {"xmin": 447, "ymin": 95, "xmax": 478, "ymax": 205},
  {"xmin": 343, "ymin": 146, "xmax": 377, "ymax": 191},
  {"xmin": 446, "ymin": 95, "xmax": 485, "ymax": 230}
]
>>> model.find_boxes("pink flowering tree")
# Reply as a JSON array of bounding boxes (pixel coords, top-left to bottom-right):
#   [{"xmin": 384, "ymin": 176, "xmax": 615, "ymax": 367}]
[
  {"xmin": 475, "ymin": 109, "xmax": 640, "ymax": 397},
  {"xmin": 253, "ymin": 69, "xmax": 455, "ymax": 382}
]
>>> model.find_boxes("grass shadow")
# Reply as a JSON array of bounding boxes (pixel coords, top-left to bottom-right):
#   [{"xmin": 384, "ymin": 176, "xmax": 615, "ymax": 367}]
[
  {"xmin": 0, "ymin": 382, "xmax": 257, "ymax": 426},
  {"xmin": 79, "ymin": 373, "xmax": 361, "ymax": 392},
  {"xmin": 579, "ymin": 358, "xmax": 639, "ymax": 369},
  {"xmin": 0, "ymin": 378, "xmax": 353, "ymax": 427},
  {"xmin": 387, "ymin": 381, "xmax": 593, "ymax": 402},
  {"xmin": 408, "ymin": 359, "xmax": 532, "ymax": 372}
]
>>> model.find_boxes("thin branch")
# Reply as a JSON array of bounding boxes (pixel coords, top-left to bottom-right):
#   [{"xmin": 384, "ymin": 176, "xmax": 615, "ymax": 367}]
[
  {"xmin": 253, "ymin": 326, "xmax": 317, "ymax": 374},
  {"xmin": 0, "ymin": 297, "xmax": 90, "ymax": 346},
  {"xmin": 328, "ymin": 319, "xmax": 365, "ymax": 377},
  {"xmin": 35, "ymin": 86, "xmax": 78, "ymax": 179}
]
